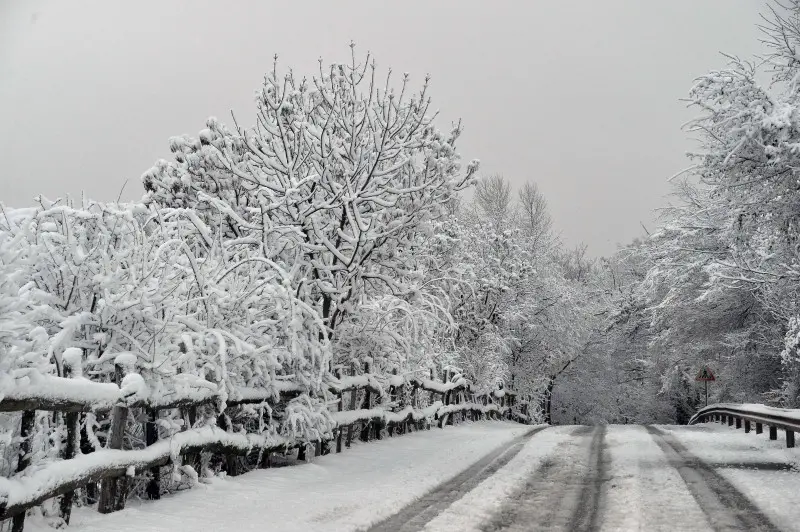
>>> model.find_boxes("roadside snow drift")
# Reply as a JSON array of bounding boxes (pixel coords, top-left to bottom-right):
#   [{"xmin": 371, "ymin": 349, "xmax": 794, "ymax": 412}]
[{"xmin": 29, "ymin": 421, "xmax": 529, "ymax": 532}]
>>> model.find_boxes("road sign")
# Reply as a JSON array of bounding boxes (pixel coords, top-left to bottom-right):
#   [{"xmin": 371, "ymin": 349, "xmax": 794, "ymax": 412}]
[
  {"xmin": 695, "ymin": 366, "xmax": 715, "ymax": 382},
  {"xmin": 696, "ymin": 366, "xmax": 715, "ymax": 407}
]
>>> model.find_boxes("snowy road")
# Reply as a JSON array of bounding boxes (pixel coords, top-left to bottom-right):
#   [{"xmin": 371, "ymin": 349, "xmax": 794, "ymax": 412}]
[
  {"xmin": 42, "ymin": 422, "xmax": 800, "ymax": 532},
  {"xmin": 409, "ymin": 424, "xmax": 799, "ymax": 532},
  {"xmin": 473, "ymin": 425, "xmax": 608, "ymax": 531},
  {"xmin": 368, "ymin": 426, "xmax": 548, "ymax": 532}
]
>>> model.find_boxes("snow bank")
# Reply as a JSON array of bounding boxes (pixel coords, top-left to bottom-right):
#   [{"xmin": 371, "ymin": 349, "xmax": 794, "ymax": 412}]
[{"xmin": 52, "ymin": 422, "xmax": 529, "ymax": 532}]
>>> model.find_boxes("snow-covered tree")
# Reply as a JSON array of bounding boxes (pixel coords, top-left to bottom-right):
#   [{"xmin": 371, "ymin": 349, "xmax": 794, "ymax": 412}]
[{"xmin": 142, "ymin": 48, "xmax": 478, "ymax": 344}]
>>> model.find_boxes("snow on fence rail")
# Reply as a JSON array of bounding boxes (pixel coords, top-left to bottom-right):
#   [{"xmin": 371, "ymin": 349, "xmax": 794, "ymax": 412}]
[
  {"xmin": 0, "ymin": 363, "xmax": 526, "ymax": 531},
  {"xmin": 689, "ymin": 403, "xmax": 800, "ymax": 448}
]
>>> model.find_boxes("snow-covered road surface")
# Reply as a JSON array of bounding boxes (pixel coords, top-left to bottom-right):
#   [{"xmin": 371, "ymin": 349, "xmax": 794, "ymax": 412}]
[
  {"xmin": 465, "ymin": 425, "xmax": 607, "ymax": 531},
  {"xmin": 42, "ymin": 421, "xmax": 532, "ymax": 532},
  {"xmin": 391, "ymin": 424, "xmax": 800, "ymax": 531},
  {"xmin": 368, "ymin": 426, "xmax": 547, "ymax": 532},
  {"xmin": 29, "ymin": 422, "xmax": 800, "ymax": 531}
]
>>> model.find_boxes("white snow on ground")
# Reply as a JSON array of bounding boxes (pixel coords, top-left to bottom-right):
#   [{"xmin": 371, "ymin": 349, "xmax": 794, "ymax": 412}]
[
  {"xmin": 26, "ymin": 421, "xmax": 529, "ymax": 532},
  {"xmin": 601, "ymin": 425, "xmax": 710, "ymax": 532},
  {"xmin": 422, "ymin": 426, "xmax": 573, "ymax": 532},
  {"xmin": 661, "ymin": 423, "xmax": 800, "ymax": 532}
]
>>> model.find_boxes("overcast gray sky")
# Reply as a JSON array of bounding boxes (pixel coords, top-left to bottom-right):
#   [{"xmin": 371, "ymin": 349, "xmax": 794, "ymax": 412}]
[{"xmin": 0, "ymin": 1, "xmax": 767, "ymax": 256}]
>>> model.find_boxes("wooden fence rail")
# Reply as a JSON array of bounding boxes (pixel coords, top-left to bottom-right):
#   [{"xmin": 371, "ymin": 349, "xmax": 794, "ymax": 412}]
[{"xmin": 0, "ymin": 363, "xmax": 523, "ymax": 530}]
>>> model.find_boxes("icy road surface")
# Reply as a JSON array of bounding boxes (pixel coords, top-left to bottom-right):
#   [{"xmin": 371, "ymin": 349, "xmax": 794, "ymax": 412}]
[{"xmin": 38, "ymin": 422, "xmax": 800, "ymax": 531}]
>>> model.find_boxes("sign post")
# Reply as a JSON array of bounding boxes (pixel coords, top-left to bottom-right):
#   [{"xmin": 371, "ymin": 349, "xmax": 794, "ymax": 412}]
[{"xmin": 695, "ymin": 366, "xmax": 716, "ymax": 406}]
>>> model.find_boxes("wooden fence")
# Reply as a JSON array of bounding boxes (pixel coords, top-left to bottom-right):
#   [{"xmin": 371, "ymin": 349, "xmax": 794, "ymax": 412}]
[{"xmin": 0, "ymin": 360, "xmax": 527, "ymax": 531}]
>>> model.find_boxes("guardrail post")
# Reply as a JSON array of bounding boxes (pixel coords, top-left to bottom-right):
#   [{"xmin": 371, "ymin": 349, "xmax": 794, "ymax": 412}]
[
  {"xmin": 769, "ymin": 426, "xmax": 778, "ymax": 440},
  {"xmin": 787, "ymin": 430, "xmax": 795, "ymax": 448},
  {"xmin": 744, "ymin": 420, "xmax": 751, "ymax": 433},
  {"xmin": 735, "ymin": 418, "xmax": 742, "ymax": 429},
  {"xmin": 727, "ymin": 416, "xmax": 734, "ymax": 427},
  {"xmin": 756, "ymin": 422, "xmax": 763, "ymax": 434}
]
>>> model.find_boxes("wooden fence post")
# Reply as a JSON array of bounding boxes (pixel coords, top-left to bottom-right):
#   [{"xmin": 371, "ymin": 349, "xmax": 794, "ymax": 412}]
[
  {"xmin": 429, "ymin": 368, "xmax": 435, "ymax": 405},
  {"xmin": 443, "ymin": 369, "xmax": 450, "ymax": 408},
  {"xmin": 259, "ymin": 450, "xmax": 272, "ymax": 469},
  {"xmin": 335, "ymin": 368, "xmax": 343, "ymax": 453},
  {"xmin": 397, "ymin": 370, "xmax": 407, "ymax": 435},
  {"xmin": 346, "ymin": 362, "xmax": 357, "ymax": 448},
  {"xmin": 79, "ymin": 414, "xmax": 97, "ymax": 504},
  {"xmin": 216, "ymin": 413, "xmax": 240, "ymax": 475},
  {"xmin": 58, "ymin": 412, "xmax": 80, "ymax": 525},
  {"xmin": 11, "ymin": 410, "xmax": 36, "ymax": 532},
  {"xmin": 442, "ymin": 369, "xmax": 453, "ymax": 428},
  {"xmin": 182, "ymin": 406, "xmax": 200, "ymax": 474},
  {"xmin": 57, "ymin": 355, "xmax": 80, "ymax": 525},
  {"xmin": 388, "ymin": 368, "xmax": 397, "ymax": 437},
  {"xmin": 361, "ymin": 360, "xmax": 372, "ymax": 442},
  {"xmin": 98, "ymin": 364, "xmax": 129, "ymax": 514},
  {"xmin": 145, "ymin": 408, "xmax": 160, "ymax": 499}
]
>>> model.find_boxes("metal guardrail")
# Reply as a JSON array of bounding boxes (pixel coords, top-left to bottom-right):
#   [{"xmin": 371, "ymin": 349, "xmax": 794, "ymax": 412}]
[{"xmin": 689, "ymin": 404, "xmax": 800, "ymax": 448}]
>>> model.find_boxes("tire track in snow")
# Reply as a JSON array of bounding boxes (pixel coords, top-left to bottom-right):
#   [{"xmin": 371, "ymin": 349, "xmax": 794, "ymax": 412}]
[
  {"xmin": 478, "ymin": 425, "xmax": 608, "ymax": 532},
  {"xmin": 366, "ymin": 426, "xmax": 547, "ymax": 532},
  {"xmin": 645, "ymin": 425, "xmax": 782, "ymax": 532},
  {"xmin": 567, "ymin": 425, "xmax": 608, "ymax": 531}
]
